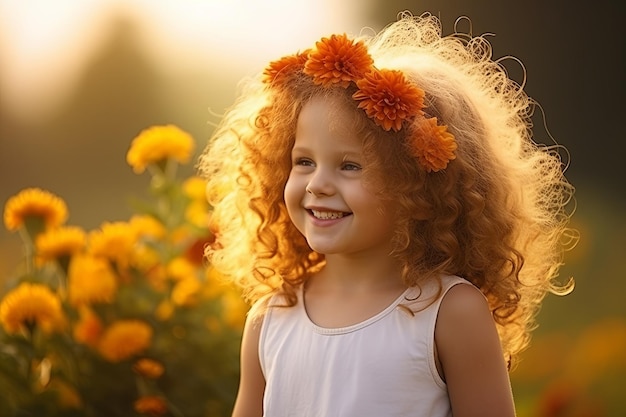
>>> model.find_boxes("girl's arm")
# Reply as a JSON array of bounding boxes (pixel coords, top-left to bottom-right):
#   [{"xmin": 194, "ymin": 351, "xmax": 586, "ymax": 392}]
[
  {"xmin": 435, "ymin": 284, "xmax": 517, "ymax": 417},
  {"xmin": 231, "ymin": 313, "xmax": 265, "ymax": 417}
]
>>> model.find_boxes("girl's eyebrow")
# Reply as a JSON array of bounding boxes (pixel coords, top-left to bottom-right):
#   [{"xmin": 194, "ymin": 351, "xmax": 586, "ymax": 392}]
[{"xmin": 341, "ymin": 153, "xmax": 361, "ymax": 162}]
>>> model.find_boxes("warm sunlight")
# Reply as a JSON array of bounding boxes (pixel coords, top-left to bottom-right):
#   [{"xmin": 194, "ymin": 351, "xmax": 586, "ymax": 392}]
[{"xmin": 0, "ymin": 0, "xmax": 363, "ymax": 119}]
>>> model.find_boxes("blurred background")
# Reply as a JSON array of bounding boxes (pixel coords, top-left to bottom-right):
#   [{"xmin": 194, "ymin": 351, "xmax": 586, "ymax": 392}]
[{"xmin": 1, "ymin": 0, "xmax": 624, "ymax": 415}]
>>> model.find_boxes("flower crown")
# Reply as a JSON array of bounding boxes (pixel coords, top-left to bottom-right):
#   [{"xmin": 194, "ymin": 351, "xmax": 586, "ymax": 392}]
[{"xmin": 263, "ymin": 34, "xmax": 457, "ymax": 172}]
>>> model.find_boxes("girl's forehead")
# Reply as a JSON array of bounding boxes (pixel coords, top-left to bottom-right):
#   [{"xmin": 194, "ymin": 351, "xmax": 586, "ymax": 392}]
[{"xmin": 298, "ymin": 95, "xmax": 361, "ymax": 137}]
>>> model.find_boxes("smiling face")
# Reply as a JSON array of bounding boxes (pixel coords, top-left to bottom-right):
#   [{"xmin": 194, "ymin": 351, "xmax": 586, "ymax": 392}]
[{"xmin": 284, "ymin": 94, "xmax": 396, "ymax": 258}]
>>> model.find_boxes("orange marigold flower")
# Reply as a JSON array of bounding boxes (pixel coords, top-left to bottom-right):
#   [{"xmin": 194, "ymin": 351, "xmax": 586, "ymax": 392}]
[
  {"xmin": 126, "ymin": 124, "xmax": 195, "ymax": 174},
  {"xmin": 155, "ymin": 299, "xmax": 174, "ymax": 321},
  {"xmin": 134, "ymin": 395, "xmax": 168, "ymax": 416},
  {"xmin": 133, "ymin": 358, "xmax": 165, "ymax": 379},
  {"xmin": 185, "ymin": 200, "xmax": 210, "ymax": 228},
  {"xmin": 68, "ymin": 253, "xmax": 117, "ymax": 306},
  {"xmin": 130, "ymin": 245, "xmax": 167, "ymax": 290},
  {"xmin": 3, "ymin": 188, "xmax": 68, "ymax": 232},
  {"xmin": 263, "ymin": 50, "xmax": 309, "ymax": 84},
  {"xmin": 172, "ymin": 277, "xmax": 202, "ymax": 307},
  {"xmin": 73, "ymin": 306, "xmax": 103, "ymax": 347},
  {"xmin": 182, "ymin": 176, "xmax": 208, "ymax": 201},
  {"xmin": 35, "ymin": 225, "xmax": 86, "ymax": 262},
  {"xmin": 304, "ymin": 34, "xmax": 373, "ymax": 88},
  {"xmin": 408, "ymin": 117, "xmax": 457, "ymax": 172},
  {"xmin": 130, "ymin": 215, "xmax": 166, "ymax": 240},
  {"xmin": 167, "ymin": 257, "xmax": 196, "ymax": 281},
  {"xmin": 98, "ymin": 319, "xmax": 152, "ymax": 362},
  {"xmin": 89, "ymin": 221, "xmax": 138, "ymax": 267},
  {"xmin": 353, "ymin": 69, "xmax": 425, "ymax": 132},
  {"xmin": 0, "ymin": 282, "xmax": 65, "ymax": 335}
]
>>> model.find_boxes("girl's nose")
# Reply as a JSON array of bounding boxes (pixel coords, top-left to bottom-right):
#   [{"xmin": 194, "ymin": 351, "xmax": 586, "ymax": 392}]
[{"xmin": 305, "ymin": 168, "xmax": 335, "ymax": 197}]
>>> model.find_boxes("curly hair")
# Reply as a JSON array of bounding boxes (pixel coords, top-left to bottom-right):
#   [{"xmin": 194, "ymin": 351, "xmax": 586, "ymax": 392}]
[{"xmin": 197, "ymin": 12, "xmax": 576, "ymax": 368}]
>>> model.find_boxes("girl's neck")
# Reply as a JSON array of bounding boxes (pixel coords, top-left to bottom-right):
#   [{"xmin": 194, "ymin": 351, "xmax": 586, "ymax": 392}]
[{"xmin": 311, "ymin": 252, "xmax": 405, "ymax": 294}]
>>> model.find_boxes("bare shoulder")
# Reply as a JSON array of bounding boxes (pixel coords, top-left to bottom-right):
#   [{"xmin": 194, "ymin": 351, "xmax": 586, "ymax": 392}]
[
  {"xmin": 435, "ymin": 283, "xmax": 499, "ymax": 362},
  {"xmin": 438, "ymin": 283, "xmax": 491, "ymax": 325},
  {"xmin": 435, "ymin": 283, "xmax": 516, "ymax": 417},
  {"xmin": 231, "ymin": 306, "xmax": 266, "ymax": 417}
]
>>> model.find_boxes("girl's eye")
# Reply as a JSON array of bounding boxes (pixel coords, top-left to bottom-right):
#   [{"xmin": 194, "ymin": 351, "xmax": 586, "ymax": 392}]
[
  {"xmin": 294, "ymin": 157, "xmax": 314, "ymax": 167},
  {"xmin": 342, "ymin": 162, "xmax": 361, "ymax": 171}
]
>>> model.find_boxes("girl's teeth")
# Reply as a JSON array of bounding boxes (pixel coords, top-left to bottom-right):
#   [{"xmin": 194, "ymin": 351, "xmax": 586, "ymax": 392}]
[{"xmin": 312, "ymin": 210, "xmax": 345, "ymax": 220}]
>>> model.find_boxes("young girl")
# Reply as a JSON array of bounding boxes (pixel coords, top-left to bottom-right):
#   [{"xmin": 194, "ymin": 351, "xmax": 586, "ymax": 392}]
[{"xmin": 199, "ymin": 12, "xmax": 575, "ymax": 417}]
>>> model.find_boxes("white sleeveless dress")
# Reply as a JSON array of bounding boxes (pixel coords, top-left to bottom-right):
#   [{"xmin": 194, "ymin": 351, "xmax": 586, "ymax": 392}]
[{"xmin": 259, "ymin": 275, "xmax": 473, "ymax": 417}]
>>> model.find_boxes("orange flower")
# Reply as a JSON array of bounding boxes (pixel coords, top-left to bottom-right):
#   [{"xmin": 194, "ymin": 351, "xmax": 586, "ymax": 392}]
[
  {"xmin": 130, "ymin": 215, "xmax": 166, "ymax": 240},
  {"xmin": 3, "ymin": 188, "xmax": 68, "ymax": 232},
  {"xmin": 0, "ymin": 282, "xmax": 65, "ymax": 335},
  {"xmin": 133, "ymin": 358, "xmax": 164, "ymax": 379},
  {"xmin": 98, "ymin": 320, "xmax": 152, "ymax": 362},
  {"xmin": 353, "ymin": 69, "xmax": 425, "ymax": 132},
  {"xmin": 167, "ymin": 257, "xmax": 196, "ymax": 281},
  {"xmin": 134, "ymin": 395, "xmax": 168, "ymax": 416},
  {"xmin": 68, "ymin": 253, "xmax": 117, "ymax": 306},
  {"xmin": 304, "ymin": 34, "xmax": 373, "ymax": 88},
  {"xmin": 408, "ymin": 117, "xmax": 457, "ymax": 172},
  {"xmin": 263, "ymin": 50, "xmax": 309, "ymax": 84},
  {"xmin": 89, "ymin": 221, "xmax": 138, "ymax": 268},
  {"xmin": 35, "ymin": 225, "xmax": 86, "ymax": 262},
  {"xmin": 126, "ymin": 124, "xmax": 195, "ymax": 174},
  {"xmin": 172, "ymin": 277, "xmax": 202, "ymax": 307},
  {"xmin": 73, "ymin": 306, "xmax": 103, "ymax": 347}
]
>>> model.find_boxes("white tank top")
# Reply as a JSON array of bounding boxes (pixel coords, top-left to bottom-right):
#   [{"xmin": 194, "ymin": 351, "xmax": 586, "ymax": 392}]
[{"xmin": 259, "ymin": 275, "xmax": 471, "ymax": 417}]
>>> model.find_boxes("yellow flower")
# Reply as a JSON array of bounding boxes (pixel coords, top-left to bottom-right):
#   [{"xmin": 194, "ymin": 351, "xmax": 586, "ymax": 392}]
[
  {"xmin": 185, "ymin": 200, "xmax": 210, "ymax": 228},
  {"xmin": 182, "ymin": 176, "xmax": 208, "ymax": 201},
  {"xmin": 170, "ymin": 225, "xmax": 193, "ymax": 247},
  {"xmin": 130, "ymin": 215, "xmax": 166, "ymax": 240},
  {"xmin": 155, "ymin": 299, "xmax": 174, "ymax": 321},
  {"xmin": 3, "ymin": 188, "xmax": 68, "ymax": 232},
  {"xmin": 134, "ymin": 395, "xmax": 168, "ymax": 416},
  {"xmin": 73, "ymin": 306, "xmax": 103, "ymax": 347},
  {"xmin": 131, "ymin": 245, "xmax": 167, "ymax": 290},
  {"xmin": 167, "ymin": 257, "xmax": 196, "ymax": 281},
  {"xmin": 98, "ymin": 320, "xmax": 152, "ymax": 362},
  {"xmin": 126, "ymin": 124, "xmax": 195, "ymax": 174},
  {"xmin": 133, "ymin": 358, "xmax": 164, "ymax": 379},
  {"xmin": 68, "ymin": 253, "xmax": 117, "ymax": 306},
  {"xmin": 89, "ymin": 221, "xmax": 137, "ymax": 267},
  {"xmin": 0, "ymin": 282, "xmax": 65, "ymax": 335},
  {"xmin": 35, "ymin": 225, "xmax": 86, "ymax": 262},
  {"xmin": 172, "ymin": 277, "xmax": 202, "ymax": 307}
]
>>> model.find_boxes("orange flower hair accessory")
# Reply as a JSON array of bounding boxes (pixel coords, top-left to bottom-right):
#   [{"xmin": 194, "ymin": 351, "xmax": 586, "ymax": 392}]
[
  {"xmin": 303, "ymin": 34, "xmax": 373, "ymax": 88},
  {"xmin": 263, "ymin": 50, "xmax": 310, "ymax": 85},
  {"xmin": 262, "ymin": 32, "xmax": 457, "ymax": 172},
  {"xmin": 408, "ymin": 117, "xmax": 458, "ymax": 172},
  {"xmin": 353, "ymin": 69, "xmax": 425, "ymax": 132}
]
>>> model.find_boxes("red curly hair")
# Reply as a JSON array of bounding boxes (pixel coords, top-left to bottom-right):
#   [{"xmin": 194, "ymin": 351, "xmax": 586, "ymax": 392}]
[{"xmin": 198, "ymin": 13, "xmax": 576, "ymax": 369}]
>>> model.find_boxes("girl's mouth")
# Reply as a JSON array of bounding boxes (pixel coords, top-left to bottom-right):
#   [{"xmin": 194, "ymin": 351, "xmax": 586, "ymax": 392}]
[{"xmin": 310, "ymin": 210, "xmax": 350, "ymax": 220}]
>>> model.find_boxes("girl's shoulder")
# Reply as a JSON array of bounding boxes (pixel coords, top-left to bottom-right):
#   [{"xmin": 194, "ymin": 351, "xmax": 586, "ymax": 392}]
[
  {"xmin": 247, "ymin": 288, "xmax": 298, "ymax": 322},
  {"xmin": 403, "ymin": 275, "xmax": 479, "ymax": 311}
]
